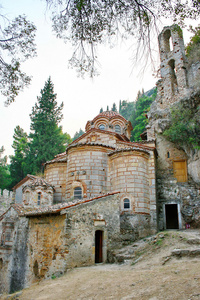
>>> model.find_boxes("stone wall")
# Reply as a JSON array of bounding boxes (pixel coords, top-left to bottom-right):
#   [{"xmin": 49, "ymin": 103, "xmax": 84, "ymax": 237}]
[
  {"xmin": 27, "ymin": 214, "xmax": 66, "ymax": 284},
  {"xmin": 0, "ymin": 190, "xmax": 14, "ymax": 215},
  {"xmin": 25, "ymin": 194, "xmax": 120, "ymax": 287},
  {"xmin": 0, "ymin": 208, "xmax": 28, "ymax": 294},
  {"xmin": 44, "ymin": 162, "xmax": 67, "ymax": 203},
  {"xmin": 66, "ymin": 145, "xmax": 111, "ymax": 199},
  {"xmin": 22, "ymin": 186, "xmax": 53, "ymax": 208},
  {"xmin": 62, "ymin": 194, "xmax": 121, "ymax": 269}
]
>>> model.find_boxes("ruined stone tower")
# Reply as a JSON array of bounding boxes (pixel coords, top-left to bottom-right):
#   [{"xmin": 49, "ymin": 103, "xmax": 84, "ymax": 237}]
[{"xmin": 156, "ymin": 24, "xmax": 189, "ymax": 108}]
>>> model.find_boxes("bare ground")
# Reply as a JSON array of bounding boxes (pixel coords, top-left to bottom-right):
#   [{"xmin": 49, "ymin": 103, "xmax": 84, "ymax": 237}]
[{"xmin": 2, "ymin": 230, "xmax": 200, "ymax": 300}]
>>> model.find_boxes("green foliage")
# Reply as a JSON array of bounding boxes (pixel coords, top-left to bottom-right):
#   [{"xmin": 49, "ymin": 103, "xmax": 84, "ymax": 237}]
[
  {"xmin": 119, "ymin": 100, "xmax": 135, "ymax": 120},
  {"xmin": 130, "ymin": 88, "xmax": 157, "ymax": 141},
  {"xmin": 0, "ymin": 147, "xmax": 11, "ymax": 190},
  {"xmin": 73, "ymin": 129, "xmax": 85, "ymax": 141},
  {"xmin": 186, "ymin": 24, "xmax": 200, "ymax": 66},
  {"xmin": 9, "ymin": 126, "xmax": 29, "ymax": 188},
  {"xmin": 27, "ymin": 77, "xmax": 71, "ymax": 174},
  {"xmin": 163, "ymin": 101, "xmax": 200, "ymax": 149},
  {"xmin": 99, "ymin": 107, "xmax": 103, "ymax": 113},
  {"xmin": 111, "ymin": 103, "xmax": 117, "ymax": 112},
  {"xmin": 0, "ymin": 14, "xmax": 37, "ymax": 105}
]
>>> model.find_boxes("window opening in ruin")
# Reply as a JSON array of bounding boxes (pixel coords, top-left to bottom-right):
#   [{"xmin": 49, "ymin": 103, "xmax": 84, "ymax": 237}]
[
  {"xmin": 0, "ymin": 258, "xmax": 3, "ymax": 269},
  {"xmin": 163, "ymin": 29, "xmax": 173, "ymax": 52},
  {"xmin": 173, "ymin": 160, "xmax": 187, "ymax": 182},
  {"xmin": 95, "ymin": 230, "xmax": 103, "ymax": 263},
  {"xmin": 5, "ymin": 232, "xmax": 11, "ymax": 241},
  {"xmin": 37, "ymin": 192, "xmax": 41, "ymax": 205},
  {"xmin": 99, "ymin": 124, "xmax": 105, "ymax": 130},
  {"xmin": 165, "ymin": 204, "xmax": 179, "ymax": 229},
  {"xmin": 167, "ymin": 152, "xmax": 170, "ymax": 158},
  {"xmin": 115, "ymin": 124, "xmax": 121, "ymax": 134},
  {"xmin": 124, "ymin": 198, "xmax": 130, "ymax": 209},
  {"xmin": 74, "ymin": 187, "xmax": 82, "ymax": 199},
  {"xmin": 33, "ymin": 260, "xmax": 39, "ymax": 278},
  {"xmin": 168, "ymin": 59, "xmax": 178, "ymax": 94}
]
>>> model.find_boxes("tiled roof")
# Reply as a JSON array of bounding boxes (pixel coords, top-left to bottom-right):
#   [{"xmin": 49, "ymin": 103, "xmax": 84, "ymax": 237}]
[
  {"xmin": 23, "ymin": 177, "xmax": 54, "ymax": 190},
  {"xmin": 12, "ymin": 174, "xmax": 38, "ymax": 190},
  {"xmin": 90, "ymin": 111, "xmax": 127, "ymax": 123},
  {"xmin": 44, "ymin": 152, "xmax": 67, "ymax": 165},
  {"xmin": 69, "ymin": 127, "xmax": 129, "ymax": 146},
  {"xmin": 20, "ymin": 192, "xmax": 120, "ymax": 217},
  {"xmin": 108, "ymin": 147, "xmax": 151, "ymax": 156},
  {"xmin": 67, "ymin": 141, "xmax": 116, "ymax": 152}
]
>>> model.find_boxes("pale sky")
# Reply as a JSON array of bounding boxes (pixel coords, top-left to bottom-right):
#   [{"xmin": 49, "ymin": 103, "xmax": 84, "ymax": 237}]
[{"xmin": 0, "ymin": 0, "xmax": 194, "ymax": 158}]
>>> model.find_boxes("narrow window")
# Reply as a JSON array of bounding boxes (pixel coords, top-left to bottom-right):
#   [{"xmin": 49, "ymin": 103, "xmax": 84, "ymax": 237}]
[
  {"xmin": 115, "ymin": 124, "xmax": 121, "ymax": 134},
  {"xmin": 168, "ymin": 59, "xmax": 178, "ymax": 94},
  {"xmin": 124, "ymin": 198, "xmax": 130, "ymax": 209},
  {"xmin": 167, "ymin": 151, "xmax": 170, "ymax": 158},
  {"xmin": 99, "ymin": 124, "xmax": 105, "ymax": 130},
  {"xmin": 26, "ymin": 191, "xmax": 30, "ymax": 202},
  {"xmin": 37, "ymin": 192, "xmax": 41, "ymax": 205},
  {"xmin": 74, "ymin": 187, "xmax": 82, "ymax": 199}
]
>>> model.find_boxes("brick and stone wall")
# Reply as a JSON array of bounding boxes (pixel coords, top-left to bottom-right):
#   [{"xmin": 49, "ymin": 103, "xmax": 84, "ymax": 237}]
[
  {"xmin": 44, "ymin": 162, "xmax": 67, "ymax": 203},
  {"xmin": 66, "ymin": 145, "xmax": 111, "ymax": 199},
  {"xmin": 0, "ymin": 190, "xmax": 14, "ymax": 215}
]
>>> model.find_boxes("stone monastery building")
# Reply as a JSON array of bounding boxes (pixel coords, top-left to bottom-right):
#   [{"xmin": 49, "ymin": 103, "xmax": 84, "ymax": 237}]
[{"xmin": 0, "ymin": 24, "xmax": 200, "ymax": 294}]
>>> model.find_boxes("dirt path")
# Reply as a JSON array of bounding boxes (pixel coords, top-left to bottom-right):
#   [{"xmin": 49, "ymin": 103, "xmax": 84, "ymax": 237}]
[
  {"xmin": 1, "ymin": 230, "xmax": 200, "ymax": 300},
  {"xmin": 15, "ymin": 260, "xmax": 200, "ymax": 300}
]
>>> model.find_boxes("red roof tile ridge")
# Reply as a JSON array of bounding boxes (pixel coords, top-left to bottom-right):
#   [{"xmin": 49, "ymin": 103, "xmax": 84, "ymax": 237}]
[{"xmin": 23, "ymin": 191, "xmax": 120, "ymax": 216}]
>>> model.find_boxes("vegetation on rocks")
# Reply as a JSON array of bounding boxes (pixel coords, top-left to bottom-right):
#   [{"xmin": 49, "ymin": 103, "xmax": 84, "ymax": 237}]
[{"xmin": 163, "ymin": 100, "xmax": 200, "ymax": 150}]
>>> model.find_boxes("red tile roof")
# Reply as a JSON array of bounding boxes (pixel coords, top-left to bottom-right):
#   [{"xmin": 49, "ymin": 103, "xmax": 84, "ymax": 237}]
[{"xmin": 21, "ymin": 191, "xmax": 121, "ymax": 217}]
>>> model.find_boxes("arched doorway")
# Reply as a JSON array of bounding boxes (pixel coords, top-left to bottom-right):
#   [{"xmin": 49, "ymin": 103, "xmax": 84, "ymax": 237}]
[{"xmin": 95, "ymin": 230, "xmax": 103, "ymax": 263}]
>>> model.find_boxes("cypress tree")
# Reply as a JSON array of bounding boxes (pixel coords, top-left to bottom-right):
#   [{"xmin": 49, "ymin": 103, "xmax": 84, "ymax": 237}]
[{"xmin": 27, "ymin": 77, "xmax": 69, "ymax": 174}]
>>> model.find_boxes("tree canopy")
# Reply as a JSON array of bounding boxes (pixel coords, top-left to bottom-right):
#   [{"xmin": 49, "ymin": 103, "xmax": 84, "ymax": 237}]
[
  {"xmin": 0, "ymin": 13, "xmax": 37, "ymax": 105},
  {"xmin": 27, "ymin": 77, "xmax": 71, "ymax": 174},
  {"xmin": 45, "ymin": 0, "xmax": 200, "ymax": 76},
  {"xmin": 130, "ymin": 88, "xmax": 157, "ymax": 141},
  {"xmin": 0, "ymin": 146, "xmax": 11, "ymax": 190},
  {"xmin": 186, "ymin": 24, "xmax": 200, "ymax": 66},
  {"xmin": 9, "ymin": 126, "xmax": 29, "ymax": 188}
]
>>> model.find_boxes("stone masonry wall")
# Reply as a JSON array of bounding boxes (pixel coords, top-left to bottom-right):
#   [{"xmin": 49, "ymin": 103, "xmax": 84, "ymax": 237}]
[
  {"xmin": 0, "ymin": 190, "xmax": 14, "ymax": 215},
  {"xmin": 27, "ymin": 214, "xmax": 66, "ymax": 285},
  {"xmin": 62, "ymin": 194, "xmax": 121, "ymax": 269},
  {"xmin": 109, "ymin": 151, "xmax": 152, "ymax": 214},
  {"xmin": 44, "ymin": 162, "xmax": 67, "ymax": 203},
  {"xmin": 66, "ymin": 145, "xmax": 111, "ymax": 199}
]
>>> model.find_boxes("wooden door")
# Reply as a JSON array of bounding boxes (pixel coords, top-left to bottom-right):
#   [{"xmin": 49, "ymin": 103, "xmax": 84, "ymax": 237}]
[{"xmin": 173, "ymin": 160, "xmax": 187, "ymax": 182}]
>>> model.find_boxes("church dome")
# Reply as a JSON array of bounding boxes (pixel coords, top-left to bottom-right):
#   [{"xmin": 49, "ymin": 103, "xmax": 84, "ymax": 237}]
[{"xmin": 85, "ymin": 111, "xmax": 132, "ymax": 139}]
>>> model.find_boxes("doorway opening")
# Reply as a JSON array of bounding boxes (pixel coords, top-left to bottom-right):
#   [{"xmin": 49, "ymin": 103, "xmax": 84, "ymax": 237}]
[
  {"xmin": 95, "ymin": 230, "xmax": 103, "ymax": 263},
  {"xmin": 165, "ymin": 204, "xmax": 179, "ymax": 229}
]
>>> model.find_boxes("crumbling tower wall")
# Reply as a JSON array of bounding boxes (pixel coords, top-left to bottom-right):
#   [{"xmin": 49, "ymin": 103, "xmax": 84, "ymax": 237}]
[{"xmin": 156, "ymin": 25, "xmax": 189, "ymax": 108}]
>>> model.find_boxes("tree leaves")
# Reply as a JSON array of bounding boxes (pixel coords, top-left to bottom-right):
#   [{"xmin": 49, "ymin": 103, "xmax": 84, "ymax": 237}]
[{"xmin": 0, "ymin": 14, "xmax": 37, "ymax": 104}]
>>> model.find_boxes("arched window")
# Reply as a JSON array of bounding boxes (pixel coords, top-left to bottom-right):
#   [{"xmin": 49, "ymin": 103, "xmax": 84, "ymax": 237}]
[
  {"xmin": 115, "ymin": 124, "xmax": 121, "ymax": 134},
  {"xmin": 74, "ymin": 187, "xmax": 82, "ymax": 199},
  {"xmin": 37, "ymin": 192, "xmax": 41, "ymax": 205},
  {"xmin": 124, "ymin": 198, "xmax": 130, "ymax": 209},
  {"xmin": 99, "ymin": 124, "xmax": 105, "ymax": 130}
]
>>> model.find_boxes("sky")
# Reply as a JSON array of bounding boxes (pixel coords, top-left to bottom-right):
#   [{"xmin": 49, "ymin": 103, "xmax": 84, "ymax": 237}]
[{"xmin": 0, "ymin": 0, "xmax": 195, "ymax": 159}]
